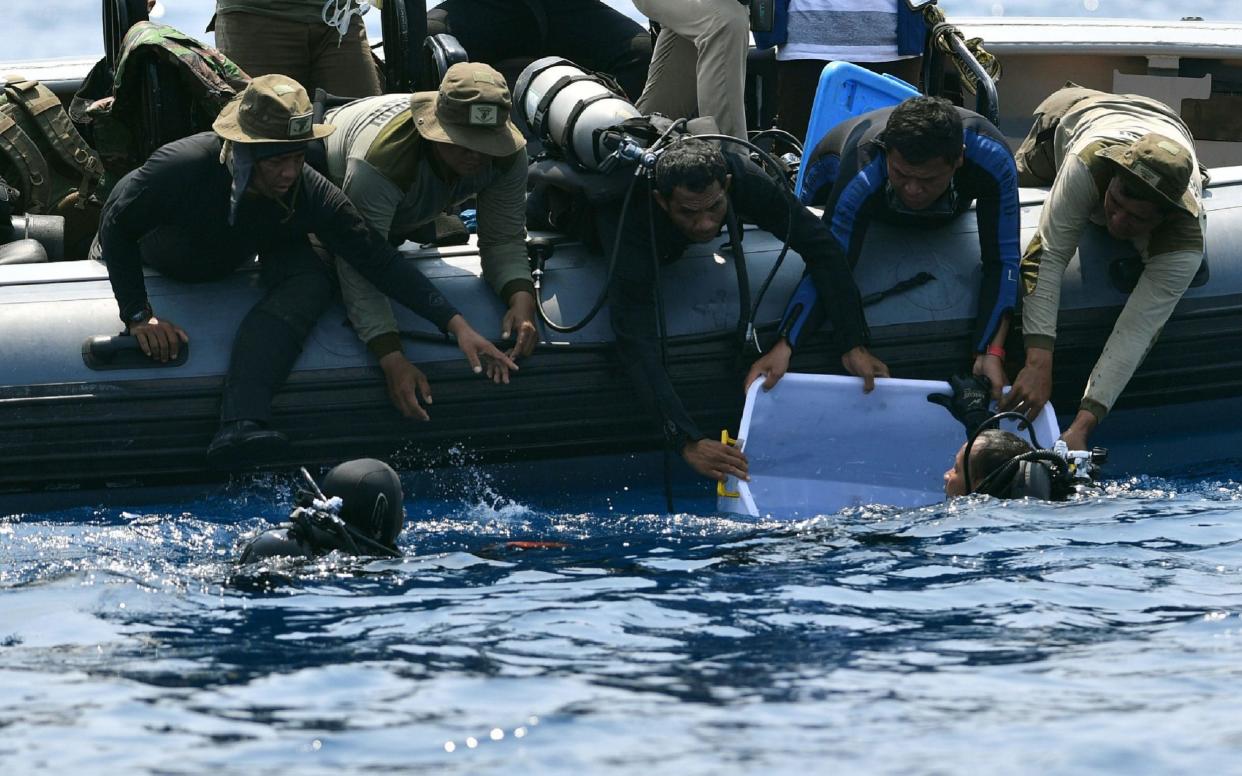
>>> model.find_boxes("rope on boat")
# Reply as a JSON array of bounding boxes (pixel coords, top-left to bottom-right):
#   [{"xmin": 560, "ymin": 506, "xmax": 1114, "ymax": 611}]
[{"xmin": 921, "ymin": 4, "xmax": 1003, "ymax": 95}]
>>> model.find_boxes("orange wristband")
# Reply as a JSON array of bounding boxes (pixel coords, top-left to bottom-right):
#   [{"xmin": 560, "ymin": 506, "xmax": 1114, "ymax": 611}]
[{"xmin": 986, "ymin": 344, "xmax": 1006, "ymax": 359}]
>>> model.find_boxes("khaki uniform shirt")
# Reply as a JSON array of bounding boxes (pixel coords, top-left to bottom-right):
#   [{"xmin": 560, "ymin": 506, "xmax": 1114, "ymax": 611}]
[
  {"xmin": 324, "ymin": 94, "xmax": 529, "ymax": 355},
  {"xmin": 1020, "ymin": 94, "xmax": 1205, "ymax": 419}
]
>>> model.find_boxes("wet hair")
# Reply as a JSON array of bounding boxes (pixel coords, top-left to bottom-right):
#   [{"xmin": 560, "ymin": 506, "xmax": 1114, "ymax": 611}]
[
  {"xmin": 881, "ymin": 96, "xmax": 964, "ymax": 165},
  {"xmin": 968, "ymin": 430, "xmax": 1033, "ymax": 490},
  {"xmin": 653, "ymin": 138, "xmax": 728, "ymax": 199}
]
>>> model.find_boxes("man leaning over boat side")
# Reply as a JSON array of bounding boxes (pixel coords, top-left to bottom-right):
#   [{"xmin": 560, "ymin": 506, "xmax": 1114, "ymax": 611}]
[
  {"xmin": 321, "ymin": 62, "xmax": 535, "ymax": 418},
  {"xmin": 999, "ymin": 86, "xmax": 1206, "ymax": 451},
  {"xmin": 745, "ymin": 96, "xmax": 1021, "ymax": 399},
  {"xmin": 600, "ymin": 138, "xmax": 888, "ymax": 484},
  {"xmin": 96, "ymin": 74, "xmax": 516, "ymax": 468}
]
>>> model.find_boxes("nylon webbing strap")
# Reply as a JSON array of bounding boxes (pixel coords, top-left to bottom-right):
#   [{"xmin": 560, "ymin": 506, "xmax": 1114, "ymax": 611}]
[
  {"xmin": 5, "ymin": 78, "xmax": 104, "ymax": 202},
  {"xmin": 0, "ymin": 107, "xmax": 52, "ymax": 212}
]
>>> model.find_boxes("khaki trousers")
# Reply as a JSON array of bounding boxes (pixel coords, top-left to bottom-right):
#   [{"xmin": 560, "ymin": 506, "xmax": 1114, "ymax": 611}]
[
  {"xmin": 633, "ymin": 0, "xmax": 750, "ymax": 140},
  {"xmin": 214, "ymin": 11, "xmax": 381, "ymax": 98}
]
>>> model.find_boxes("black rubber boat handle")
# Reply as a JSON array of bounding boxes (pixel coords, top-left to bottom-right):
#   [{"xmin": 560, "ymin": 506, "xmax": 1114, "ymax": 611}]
[{"xmin": 81, "ymin": 334, "xmax": 189, "ymax": 370}]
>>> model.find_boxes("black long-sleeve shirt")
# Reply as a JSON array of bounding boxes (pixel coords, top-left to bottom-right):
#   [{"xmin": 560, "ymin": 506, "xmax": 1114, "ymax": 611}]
[
  {"xmin": 787, "ymin": 105, "xmax": 1019, "ymax": 352},
  {"xmin": 99, "ymin": 131, "xmax": 458, "ymax": 330},
  {"xmin": 601, "ymin": 152, "xmax": 870, "ymax": 446}
]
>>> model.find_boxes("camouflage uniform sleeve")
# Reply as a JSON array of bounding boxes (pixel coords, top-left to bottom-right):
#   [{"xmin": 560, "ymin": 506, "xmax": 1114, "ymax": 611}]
[
  {"xmin": 1080, "ymin": 212, "xmax": 1203, "ymax": 419},
  {"xmin": 475, "ymin": 146, "xmax": 532, "ymax": 302},
  {"xmin": 335, "ymin": 158, "xmax": 406, "ymax": 357},
  {"xmin": 1020, "ymin": 155, "xmax": 1099, "ymax": 351}
]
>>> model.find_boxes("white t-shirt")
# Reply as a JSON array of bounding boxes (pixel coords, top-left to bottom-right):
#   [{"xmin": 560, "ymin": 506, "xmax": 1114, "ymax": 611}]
[{"xmin": 779, "ymin": 0, "xmax": 907, "ymax": 62}]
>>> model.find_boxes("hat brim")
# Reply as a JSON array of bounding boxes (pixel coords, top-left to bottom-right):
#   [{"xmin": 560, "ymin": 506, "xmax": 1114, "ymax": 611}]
[
  {"xmin": 410, "ymin": 93, "xmax": 526, "ymax": 157},
  {"xmin": 212, "ymin": 99, "xmax": 336, "ymax": 144},
  {"xmin": 1096, "ymin": 144, "xmax": 1198, "ymax": 217}
]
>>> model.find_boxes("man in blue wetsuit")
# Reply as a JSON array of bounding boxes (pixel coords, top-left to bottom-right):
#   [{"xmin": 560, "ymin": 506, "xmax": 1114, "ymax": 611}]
[
  {"xmin": 745, "ymin": 96, "xmax": 1021, "ymax": 400},
  {"xmin": 601, "ymin": 138, "xmax": 888, "ymax": 484}
]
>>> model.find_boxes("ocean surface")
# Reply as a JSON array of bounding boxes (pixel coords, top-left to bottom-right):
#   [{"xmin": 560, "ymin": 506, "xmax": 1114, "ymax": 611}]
[
  {"xmin": 5, "ymin": 1, "xmax": 1242, "ymax": 774},
  {"xmin": 4, "ymin": 457, "xmax": 1242, "ymax": 774}
]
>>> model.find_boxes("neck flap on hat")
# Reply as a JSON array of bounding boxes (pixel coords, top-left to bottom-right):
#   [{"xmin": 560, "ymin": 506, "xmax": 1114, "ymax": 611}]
[{"xmin": 224, "ymin": 140, "xmax": 309, "ymax": 225}]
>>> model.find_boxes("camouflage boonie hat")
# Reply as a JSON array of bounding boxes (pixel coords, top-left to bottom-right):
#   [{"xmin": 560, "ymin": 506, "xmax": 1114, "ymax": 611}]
[
  {"xmin": 212, "ymin": 74, "xmax": 334, "ymax": 144},
  {"xmin": 1096, "ymin": 133, "xmax": 1198, "ymax": 216},
  {"xmin": 409, "ymin": 62, "xmax": 525, "ymax": 157}
]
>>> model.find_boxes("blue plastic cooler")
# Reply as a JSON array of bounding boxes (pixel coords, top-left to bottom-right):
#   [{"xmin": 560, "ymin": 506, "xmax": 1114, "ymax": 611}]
[{"xmin": 793, "ymin": 61, "xmax": 920, "ymax": 201}]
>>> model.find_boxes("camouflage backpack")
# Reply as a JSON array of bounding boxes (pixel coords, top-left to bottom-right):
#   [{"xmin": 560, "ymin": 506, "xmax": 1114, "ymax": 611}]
[
  {"xmin": 72, "ymin": 21, "xmax": 250, "ymax": 184},
  {"xmin": 0, "ymin": 76, "xmax": 107, "ymax": 257}
]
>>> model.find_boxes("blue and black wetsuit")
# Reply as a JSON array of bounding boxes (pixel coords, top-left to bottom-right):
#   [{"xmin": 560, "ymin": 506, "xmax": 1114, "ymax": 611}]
[
  {"xmin": 599, "ymin": 151, "xmax": 870, "ymax": 449},
  {"xmin": 784, "ymin": 105, "xmax": 1020, "ymax": 354}
]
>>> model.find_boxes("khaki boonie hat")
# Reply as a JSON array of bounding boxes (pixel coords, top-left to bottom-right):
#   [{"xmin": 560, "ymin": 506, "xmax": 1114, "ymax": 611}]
[
  {"xmin": 212, "ymin": 74, "xmax": 335, "ymax": 144},
  {"xmin": 1096, "ymin": 133, "xmax": 1198, "ymax": 216},
  {"xmin": 409, "ymin": 62, "xmax": 525, "ymax": 157}
]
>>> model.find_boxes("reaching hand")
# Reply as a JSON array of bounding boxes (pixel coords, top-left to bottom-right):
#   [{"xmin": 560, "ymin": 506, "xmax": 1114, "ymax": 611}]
[
  {"xmin": 927, "ymin": 373, "xmax": 993, "ymax": 434},
  {"xmin": 972, "ymin": 353, "xmax": 1007, "ymax": 401},
  {"xmin": 128, "ymin": 315, "xmax": 188, "ymax": 363},
  {"xmin": 999, "ymin": 348, "xmax": 1053, "ymax": 421},
  {"xmin": 501, "ymin": 291, "xmax": 539, "ymax": 359},
  {"xmin": 841, "ymin": 346, "xmax": 890, "ymax": 392},
  {"xmin": 448, "ymin": 315, "xmax": 519, "ymax": 384},
  {"xmin": 682, "ymin": 438, "xmax": 749, "ymax": 483},
  {"xmin": 744, "ymin": 338, "xmax": 792, "ymax": 392},
  {"xmin": 378, "ymin": 352, "xmax": 432, "ymax": 421}
]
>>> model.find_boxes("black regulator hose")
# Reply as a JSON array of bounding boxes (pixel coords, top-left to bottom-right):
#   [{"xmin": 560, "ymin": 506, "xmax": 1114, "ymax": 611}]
[
  {"xmin": 534, "ymin": 169, "xmax": 641, "ymax": 334},
  {"xmin": 689, "ymin": 133, "xmax": 797, "ymax": 350},
  {"xmin": 533, "ymin": 119, "xmax": 691, "ymax": 334},
  {"xmin": 963, "ymin": 410, "xmax": 1045, "ymax": 495}
]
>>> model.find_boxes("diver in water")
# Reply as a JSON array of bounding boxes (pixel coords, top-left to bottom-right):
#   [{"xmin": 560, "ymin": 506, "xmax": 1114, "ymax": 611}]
[
  {"xmin": 239, "ymin": 458, "xmax": 405, "ymax": 563},
  {"xmin": 930, "ymin": 373, "xmax": 1103, "ymax": 501}
]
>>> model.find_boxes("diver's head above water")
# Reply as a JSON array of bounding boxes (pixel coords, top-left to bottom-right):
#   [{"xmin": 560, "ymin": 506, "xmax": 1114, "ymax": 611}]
[
  {"xmin": 320, "ymin": 457, "xmax": 406, "ymax": 551},
  {"xmin": 237, "ymin": 458, "xmax": 406, "ymax": 564},
  {"xmin": 944, "ymin": 429, "xmax": 1034, "ymax": 498}
]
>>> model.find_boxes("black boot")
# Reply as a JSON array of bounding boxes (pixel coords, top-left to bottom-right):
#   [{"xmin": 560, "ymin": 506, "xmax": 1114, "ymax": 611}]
[{"xmin": 206, "ymin": 420, "xmax": 289, "ymax": 470}]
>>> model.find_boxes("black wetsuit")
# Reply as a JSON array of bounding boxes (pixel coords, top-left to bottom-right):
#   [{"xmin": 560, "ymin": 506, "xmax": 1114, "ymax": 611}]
[
  {"xmin": 98, "ymin": 131, "xmax": 459, "ymax": 424},
  {"xmin": 239, "ymin": 527, "xmax": 313, "ymax": 563},
  {"xmin": 786, "ymin": 105, "xmax": 1020, "ymax": 353},
  {"xmin": 599, "ymin": 151, "xmax": 870, "ymax": 448}
]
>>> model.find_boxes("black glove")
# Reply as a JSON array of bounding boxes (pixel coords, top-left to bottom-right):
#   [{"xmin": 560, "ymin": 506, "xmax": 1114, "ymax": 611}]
[{"xmin": 928, "ymin": 373, "xmax": 994, "ymax": 436}]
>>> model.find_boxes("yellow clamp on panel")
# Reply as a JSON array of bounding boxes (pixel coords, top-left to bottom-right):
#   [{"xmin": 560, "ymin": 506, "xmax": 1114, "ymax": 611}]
[{"xmin": 716, "ymin": 429, "xmax": 741, "ymax": 499}]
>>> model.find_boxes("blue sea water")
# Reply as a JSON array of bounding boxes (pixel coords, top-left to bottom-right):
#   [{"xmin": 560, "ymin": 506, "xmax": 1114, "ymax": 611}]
[{"xmin": 4, "ymin": 454, "xmax": 1242, "ymax": 774}]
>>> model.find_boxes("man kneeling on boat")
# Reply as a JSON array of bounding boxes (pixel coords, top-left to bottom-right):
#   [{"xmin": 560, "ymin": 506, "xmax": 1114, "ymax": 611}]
[
  {"xmin": 1000, "ymin": 86, "xmax": 1206, "ymax": 451},
  {"xmin": 745, "ymin": 96, "xmax": 1020, "ymax": 398},
  {"xmin": 603, "ymin": 138, "xmax": 888, "ymax": 483},
  {"xmin": 321, "ymin": 62, "xmax": 535, "ymax": 418},
  {"xmin": 96, "ymin": 74, "xmax": 516, "ymax": 467}
]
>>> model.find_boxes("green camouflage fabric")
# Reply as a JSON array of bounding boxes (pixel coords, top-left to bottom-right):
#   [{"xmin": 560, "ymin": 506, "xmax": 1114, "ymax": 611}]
[{"xmin": 73, "ymin": 21, "xmax": 250, "ymax": 185}]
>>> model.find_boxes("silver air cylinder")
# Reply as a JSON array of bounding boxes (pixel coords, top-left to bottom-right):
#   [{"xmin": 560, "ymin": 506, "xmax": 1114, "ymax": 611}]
[{"xmin": 514, "ymin": 57, "xmax": 642, "ymax": 171}]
